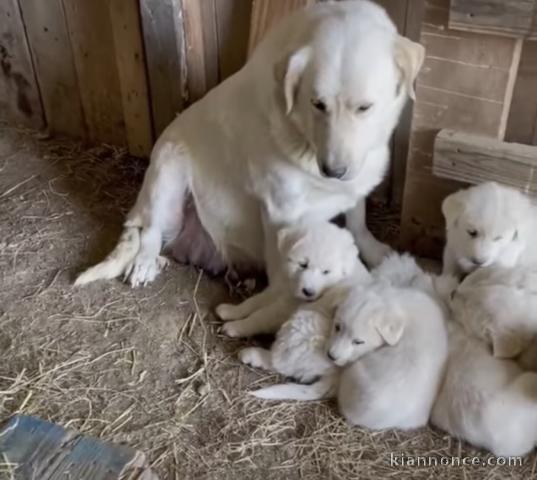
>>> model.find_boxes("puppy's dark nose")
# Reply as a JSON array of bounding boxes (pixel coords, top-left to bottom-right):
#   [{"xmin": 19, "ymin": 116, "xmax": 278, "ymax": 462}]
[
  {"xmin": 302, "ymin": 288, "xmax": 314, "ymax": 298},
  {"xmin": 321, "ymin": 164, "xmax": 347, "ymax": 179},
  {"xmin": 327, "ymin": 351, "xmax": 336, "ymax": 361}
]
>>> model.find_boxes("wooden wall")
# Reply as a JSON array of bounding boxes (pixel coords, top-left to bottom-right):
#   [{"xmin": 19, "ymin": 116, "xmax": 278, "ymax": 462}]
[{"xmin": 0, "ymin": 0, "xmax": 252, "ymax": 157}]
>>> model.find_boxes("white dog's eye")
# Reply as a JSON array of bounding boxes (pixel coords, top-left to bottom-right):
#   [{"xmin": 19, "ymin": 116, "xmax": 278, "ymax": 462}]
[
  {"xmin": 323, "ymin": 269, "xmax": 330, "ymax": 275},
  {"xmin": 311, "ymin": 98, "xmax": 327, "ymax": 113},
  {"xmin": 299, "ymin": 260, "xmax": 309, "ymax": 269},
  {"xmin": 356, "ymin": 104, "xmax": 372, "ymax": 113},
  {"xmin": 467, "ymin": 229, "xmax": 478, "ymax": 238},
  {"xmin": 513, "ymin": 230, "xmax": 518, "ymax": 241},
  {"xmin": 334, "ymin": 323, "xmax": 341, "ymax": 332},
  {"xmin": 352, "ymin": 339, "xmax": 364, "ymax": 345},
  {"xmin": 493, "ymin": 235, "xmax": 503, "ymax": 242}
]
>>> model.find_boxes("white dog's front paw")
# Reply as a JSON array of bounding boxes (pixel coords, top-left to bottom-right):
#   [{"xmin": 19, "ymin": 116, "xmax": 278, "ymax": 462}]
[
  {"xmin": 239, "ymin": 347, "xmax": 267, "ymax": 368},
  {"xmin": 215, "ymin": 303, "xmax": 240, "ymax": 321},
  {"xmin": 362, "ymin": 240, "xmax": 393, "ymax": 268},
  {"xmin": 221, "ymin": 320, "xmax": 248, "ymax": 338},
  {"xmin": 125, "ymin": 255, "xmax": 169, "ymax": 287}
]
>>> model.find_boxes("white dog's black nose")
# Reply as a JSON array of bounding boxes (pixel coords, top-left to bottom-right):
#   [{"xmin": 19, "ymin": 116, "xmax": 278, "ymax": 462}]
[
  {"xmin": 302, "ymin": 288, "xmax": 315, "ymax": 298},
  {"xmin": 471, "ymin": 257, "xmax": 486, "ymax": 266},
  {"xmin": 321, "ymin": 164, "xmax": 347, "ymax": 179},
  {"xmin": 327, "ymin": 351, "xmax": 336, "ymax": 361}
]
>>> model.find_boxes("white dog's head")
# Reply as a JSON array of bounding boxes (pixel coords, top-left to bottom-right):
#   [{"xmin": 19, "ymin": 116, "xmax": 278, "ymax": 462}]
[
  {"xmin": 275, "ymin": 2, "xmax": 425, "ymax": 180},
  {"xmin": 326, "ymin": 284, "xmax": 405, "ymax": 366},
  {"xmin": 277, "ymin": 222, "xmax": 360, "ymax": 301},
  {"xmin": 442, "ymin": 182, "xmax": 531, "ymax": 273}
]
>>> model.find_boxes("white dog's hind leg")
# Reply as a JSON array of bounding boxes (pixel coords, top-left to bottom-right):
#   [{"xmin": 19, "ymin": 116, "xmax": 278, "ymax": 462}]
[
  {"xmin": 216, "ymin": 288, "xmax": 278, "ymax": 321},
  {"xmin": 239, "ymin": 347, "xmax": 274, "ymax": 370},
  {"xmin": 346, "ymin": 198, "xmax": 392, "ymax": 268},
  {"xmin": 250, "ymin": 373, "xmax": 338, "ymax": 401}
]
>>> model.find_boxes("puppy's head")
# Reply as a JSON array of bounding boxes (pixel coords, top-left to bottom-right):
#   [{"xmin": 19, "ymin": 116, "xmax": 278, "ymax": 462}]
[
  {"xmin": 442, "ymin": 182, "xmax": 530, "ymax": 273},
  {"xmin": 277, "ymin": 222, "xmax": 360, "ymax": 301},
  {"xmin": 275, "ymin": 7, "xmax": 424, "ymax": 181},
  {"xmin": 326, "ymin": 285, "xmax": 405, "ymax": 367}
]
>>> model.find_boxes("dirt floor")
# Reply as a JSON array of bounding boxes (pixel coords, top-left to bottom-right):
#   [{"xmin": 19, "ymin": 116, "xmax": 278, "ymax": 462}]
[{"xmin": 0, "ymin": 122, "xmax": 535, "ymax": 480}]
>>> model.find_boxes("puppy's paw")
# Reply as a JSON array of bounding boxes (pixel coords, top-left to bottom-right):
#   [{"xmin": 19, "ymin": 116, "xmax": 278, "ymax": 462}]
[
  {"xmin": 125, "ymin": 255, "xmax": 168, "ymax": 288},
  {"xmin": 239, "ymin": 347, "xmax": 267, "ymax": 368},
  {"xmin": 362, "ymin": 241, "xmax": 393, "ymax": 268},
  {"xmin": 221, "ymin": 320, "xmax": 247, "ymax": 338},
  {"xmin": 215, "ymin": 303, "xmax": 240, "ymax": 321}
]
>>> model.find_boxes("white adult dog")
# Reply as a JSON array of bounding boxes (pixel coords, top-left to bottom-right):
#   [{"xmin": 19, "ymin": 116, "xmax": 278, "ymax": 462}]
[
  {"xmin": 450, "ymin": 265, "xmax": 537, "ymax": 368},
  {"xmin": 217, "ymin": 221, "xmax": 366, "ymax": 338},
  {"xmin": 432, "ymin": 321, "xmax": 537, "ymax": 457},
  {"xmin": 75, "ymin": 0, "xmax": 425, "ymax": 287},
  {"xmin": 441, "ymin": 182, "xmax": 536, "ymax": 278}
]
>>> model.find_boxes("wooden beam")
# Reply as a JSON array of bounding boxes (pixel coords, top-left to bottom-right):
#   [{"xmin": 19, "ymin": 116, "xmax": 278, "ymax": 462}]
[
  {"xmin": 62, "ymin": 0, "xmax": 126, "ymax": 146},
  {"xmin": 18, "ymin": 0, "xmax": 85, "ymax": 137},
  {"xmin": 433, "ymin": 129, "xmax": 537, "ymax": 198},
  {"xmin": 449, "ymin": 0, "xmax": 537, "ymax": 40},
  {"xmin": 109, "ymin": 0, "xmax": 153, "ymax": 157},
  {"xmin": 139, "ymin": 0, "xmax": 187, "ymax": 137},
  {"xmin": 0, "ymin": 0, "xmax": 43, "ymax": 128}
]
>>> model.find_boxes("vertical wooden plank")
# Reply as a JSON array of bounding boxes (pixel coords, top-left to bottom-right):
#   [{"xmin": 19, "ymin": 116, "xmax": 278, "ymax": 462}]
[
  {"xmin": 62, "ymin": 0, "xmax": 126, "ymax": 146},
  {"xmin": 18, "ymin": 0, "xmax": 85, "ymax": 138},
  {"xmin": 506, "ymin": 41, "xmax": 537, "ymax": 146},
  {"xmin": 0, "ymin": 0, "xmax": 43, "ymax": 128},
  {"xmin": 109, "ymin": 0, "xmax": 153, "ymax": 157},
  {"xmin": 140, "ymin": 0, "xmax": 187, "ymax": 137},
  {"xmin": 215, "ymin": 0, "xmax": 252, "ymax": 81},
  {"xmin": 248, "ymin": 0, "xmax": 314, "ymax": 55}
]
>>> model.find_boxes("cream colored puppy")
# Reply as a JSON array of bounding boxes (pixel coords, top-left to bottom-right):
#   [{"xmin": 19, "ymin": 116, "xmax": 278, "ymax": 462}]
[
  {"xmin": 450, "ymin": 265, "xmax": 537, "ymax": 368},
  {"xmin": 442, "ymin": 182, "xmax": 536, "ymax": 278},
  {"xmin": 432, "ymin": 321, "xmax": 537, "ymax": 457},
  {"xmin": 217, "ymin": 221, "xmax": 366, "ymax": 338},
  {"xmin": 75, "ymin": 0, "xmax": 424, "ymax": 288}
]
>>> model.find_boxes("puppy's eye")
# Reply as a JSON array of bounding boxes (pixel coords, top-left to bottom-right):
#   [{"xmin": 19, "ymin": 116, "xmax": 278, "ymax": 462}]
[
  {"xmin": 311, "ymin": 98, "xmax": 327, "ymax": 112},
  {"xmin": 467, "ymin": 229, "xmax": 478, "ymax": 238},
  {"xmin": 513, "ymin": 230, "xmax": 518, "ymax": 241},
  {"xmin": 299, "ymin": 261, "xmax": 308, "ymax": 269},
  {"xmin": 493, "ymin": 235, "xmax": 503, "ymax": 242},
  {"xmin": 352, "ymin": 339, "xmax": 364, "ymax": 345},
  {"xmin": 323, "ymin": 269, "xmax": 330, "ymax": 275},
  {"xmin": 356, "ymin": 104, "xmax": 372, "ymax": 113},
  {"xmin": 334, "ymin": 323, "xmax": 341, "ymax": 332}
]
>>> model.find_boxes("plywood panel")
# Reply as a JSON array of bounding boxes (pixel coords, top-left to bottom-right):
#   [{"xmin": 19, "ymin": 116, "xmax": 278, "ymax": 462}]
[
  {"xmin": 0, "ymin": 0, "xmax": 43, "ymax": 128},
  {"xmin": 215, "ymin": 0, "xmax": 252, "ymax": 80},
  {"xmin": 63, "ymin": 0, "xmax": 126, "ymax": 146},
  {"xmin": 18, "ymin": 0, "xmax": 85, "ymax": 137},
  {"xmin": 400, "ymin": 0, "xmax": 520, "ymax": 258},
  {"xmin": 248, "ymin": 0, "xmax": 314, "ymax": 55},
  {"xmin": 506, "ymin": 41, "xmax": 537, "ymax": 146},
  {"xmin": 109, "ymin": 0, "xmax": 153, "ymax": 157},
  {"xmin": 139, "ymin": 0, "xmax": 187, "ymax": 137}
]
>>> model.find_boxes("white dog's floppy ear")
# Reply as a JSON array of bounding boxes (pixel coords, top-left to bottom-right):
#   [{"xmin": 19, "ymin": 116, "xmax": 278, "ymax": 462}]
[
  {"xmin": 277, "ymin": 226, "xmax": 305, "ymax": 253},
  {"xmin": 275, "ymin": 46, "xmax": 311, "ymax": 114},
  {"xmin": 375, "ymin": 313, "xmax": 405, "ymax": 346},
  {"xmin": 394, "ymin": 36, "xmax": 425, "ymax": 100},
  {"xmin": 491, "ymin": 330, "xmax": 525, "ymax": 359},
  {"xmin": 441, "ymin": 190, "xmax": 466, "ymax": 228}
]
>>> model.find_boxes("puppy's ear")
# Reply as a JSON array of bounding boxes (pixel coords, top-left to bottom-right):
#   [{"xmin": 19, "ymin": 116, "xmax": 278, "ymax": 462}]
[
  {"xmin": 442, "ymin": 190, "xmax": 466, "ymax": 228},
  {"xmin": 274, "ymin": 46, "xmax": 311, "ymax": 114},
  {"xmin": 394, "ymin": 36, "xmax": 425, "ymax": 101},
  {"xmin": 491, "ymin": 330, "xmax": 524, "ymax": 359},
  {"xmin": 375, "ymin": 313, "xmax": 405, "ymax": 346},
  {"xmin": 277, "ymin": 226, "xmax": 304, "ymax": 254}
]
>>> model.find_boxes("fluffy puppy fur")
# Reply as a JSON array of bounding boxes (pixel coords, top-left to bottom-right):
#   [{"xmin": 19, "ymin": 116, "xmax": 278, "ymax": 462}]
[
  {"xmin": 432, "ymin": 321, "xmax": 537, "ymax": 457},
  {"xmin": 441, "ymin": 182, "xmax": 536, "ymax": 278},
  {"xmin": 450, "ymin": 265, "xmax": 537, "ymax": 368},
  {"xmin": 217, "ymin": 221, "xmax": 366, "ymax": 338}
]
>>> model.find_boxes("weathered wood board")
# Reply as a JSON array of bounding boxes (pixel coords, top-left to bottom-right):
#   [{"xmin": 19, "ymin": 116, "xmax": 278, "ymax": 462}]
[
  {"xmin": 433, "ymin": 129, "xmax": 537, "ymax": 198},
  {"xmin": 18, "ymin": 0, "xmax": 85, "ymax": 138},
  {"xmin": 0, "ymin": 0, "xmax": 43, "ymax": 128},
  {"xmin": 449, "ymin": 0, "xmax": 537, "ymax": 40}
]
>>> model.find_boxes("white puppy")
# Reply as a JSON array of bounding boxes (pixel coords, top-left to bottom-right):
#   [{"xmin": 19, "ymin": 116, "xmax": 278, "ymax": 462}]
[
  {"xmin": 432, "ymin": 321, "xmax": 537, "ymax": 457},
  {"xmin": 442, "ymin": 182, "xmax": 536, "ymax": 278},
  {"xmin": 253, "ymin": 282, "xmax": 448, "ymax": 432},
  {"xmin": 450, "ymin": 265, "xmax": 537, "ymax": 367},
  {"xmin": 75, "ymin": 0, "xmax": 424, "ymax": 287},
  {"xmin": 217, "ymin": 221, "xmax": 366, "ymax": 338}
]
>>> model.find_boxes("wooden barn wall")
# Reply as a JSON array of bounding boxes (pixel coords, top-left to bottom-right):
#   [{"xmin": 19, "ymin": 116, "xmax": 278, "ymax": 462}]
[{"xmin": 399, "ymin": 0, "xmax": 524, "ymax": 258}]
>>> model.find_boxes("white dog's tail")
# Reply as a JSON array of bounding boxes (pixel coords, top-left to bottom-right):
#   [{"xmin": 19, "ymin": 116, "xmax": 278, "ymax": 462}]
[
  {"xmin": 74, "ymin": 227, "xmax": 141, "ymax": 285},
  {"xmin": 250, "ymin": 374, "xmax": 338, "ymax": 401}
]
